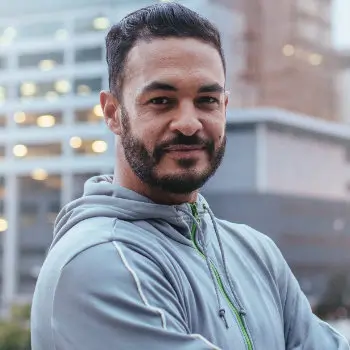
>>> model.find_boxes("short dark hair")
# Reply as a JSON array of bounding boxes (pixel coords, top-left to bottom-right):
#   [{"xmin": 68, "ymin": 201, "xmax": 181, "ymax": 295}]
[{"xmin": 105, "ymin": 2, "xmax": 226, "ymax": 99}]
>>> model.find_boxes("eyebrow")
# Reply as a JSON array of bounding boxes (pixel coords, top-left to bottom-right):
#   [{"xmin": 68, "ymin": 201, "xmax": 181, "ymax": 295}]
[
  {"xmin": 141, "ymin": 82, "xmax": 177, "ymax": 94},
  {"xmin": 197, "ymin": 83, "xmax": 225, "ymax": 94},
  {"xmin": 140, "ymin": 81, "xmax": 225, "ymax": 95}
]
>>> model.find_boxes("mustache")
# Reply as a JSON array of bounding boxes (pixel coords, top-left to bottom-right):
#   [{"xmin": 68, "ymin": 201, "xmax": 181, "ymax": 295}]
[{"xmin": 153, "ymin": 134, "xmax": 214, "ymax": 161}]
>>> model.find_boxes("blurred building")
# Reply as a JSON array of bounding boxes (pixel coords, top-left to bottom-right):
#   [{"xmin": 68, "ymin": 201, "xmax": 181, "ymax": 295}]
[
  {"xmin": 0, "ymin": 0, "xmax": 246, "ymax": 314},
  {"xmin": 203, "ymin": 107, "xmax": 350, "ymax": 305},
  {"xmin": 229, "ymin": 0, "xmax": 337, "ymax": 120},
  {"xmin": 337, "ymin": 50, "xmax": 350, "ymax": 123},
  {"xmin": 0, "ymin": 0, "xmax": 348, "ymax": 314}
]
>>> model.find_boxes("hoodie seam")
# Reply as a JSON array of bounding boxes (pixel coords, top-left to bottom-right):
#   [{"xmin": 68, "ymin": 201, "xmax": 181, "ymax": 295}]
[
  {"xmin": 112, "ymin": 241, "xmax": 167, "ymax": 329},
  {"xmin": 112, "ymin": 242, "xmax": 222, "ymax": 350}
]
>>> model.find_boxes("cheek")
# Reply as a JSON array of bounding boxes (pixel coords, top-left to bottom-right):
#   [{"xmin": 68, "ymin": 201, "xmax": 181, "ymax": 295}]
[
  {"xmin": 132, "ymin": 121, "xmax": 161, "ymax": 149},
  {"xmin": 205, "ymin": 118, "xmax": 225, "ymax": 141}
]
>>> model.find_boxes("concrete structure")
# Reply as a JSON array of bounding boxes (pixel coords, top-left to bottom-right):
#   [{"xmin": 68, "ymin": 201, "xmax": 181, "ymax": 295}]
[
  {"xmin": 203, "ymin": 108, "xmax": 350, "ymax": 303},
  {"xmin": 336, "ymin": 50, "xmax": 350, "ymax": 123},
  {"xmin": 0, "ymin": 0, "xmax": 246, "ymax": 314},
  {"xmin": 0, "ymin": 0, "xmax": 348, "ymax": 313},
  {"xmin": 230, "ymin": 0, "xmax": 337, "ymax": 120}
]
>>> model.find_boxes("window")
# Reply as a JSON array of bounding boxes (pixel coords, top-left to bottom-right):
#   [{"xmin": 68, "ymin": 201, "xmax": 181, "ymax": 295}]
[
  {"xmin": 0, "ymin": 114, "xmax": 6, "ymax": 127},
  {"xmin": 13, "ymin": 143, "xmax": 62, "ymax": 159},
  {"xmin": 47, "ymin": 200, "xmax": 61, "ymax": 224},
  {"xmin": 19, "ymin": 79, "xmax": 70, "ymax": 99},
  {"xmin": 74, "ymin": 77, "xmax": 102, "ymax": 95},
  {"xmin": 74, "ymin": 106, "xmax": 103, "ymax": 124},
  {"xmin": 14, "ymin": 110, "xmax": 63, "ymax": 128},
  {"xmin": 18, "ymin": 174, "xmax": 62, "ymax": 229},
  {"xmin": 19, "ymin": 51, "xmax": 64, "ymax": 69},
  {"xmin": 71, "ymin": 139, "xmax": 108, "ymax": 156},
  {"xmin": 19, "ymin": 202, "xmax": 39, "ymax": 228},
  {"xmin": 0, "ymin": 56, "xmax": 6, "ymax": 69},
  {"xmin": 75, "ymin": 47, "xmax": 102, "ymax": 63},
  {"xmin": 0, "ymin": 85, "xmax": 8, "ymax": 103},
  {"xmin": 0, "ymin": 176, "xmax": 5, "ymax": 198},
  {"xmin": 17, "ymin": 21, "xmax": 64, "ymax": 41},
  {"xmin": 74, "ymin": 16, "xmax": 110, "ymax": 34}
]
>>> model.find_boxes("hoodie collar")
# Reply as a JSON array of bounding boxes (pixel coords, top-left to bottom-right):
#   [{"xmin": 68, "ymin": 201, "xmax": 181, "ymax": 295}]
[{"xmin": 52, "ymin": 175, "xmax": 211, "ymax": 248}]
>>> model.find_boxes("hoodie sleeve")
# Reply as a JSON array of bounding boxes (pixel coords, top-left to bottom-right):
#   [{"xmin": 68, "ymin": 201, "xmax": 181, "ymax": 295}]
[
  {"xmin": 266, "ymin": 239, "xmax": 350, "ymax": 349},
  {"xmin": 52, "ymin": 241, "xmax": 221, "ymax": 350}
]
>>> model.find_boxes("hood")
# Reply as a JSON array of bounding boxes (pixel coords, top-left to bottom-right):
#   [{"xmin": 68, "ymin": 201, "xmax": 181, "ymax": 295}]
[{"xmin": 51, "ymin": 174, "xmax": 210, "ymax": 249}]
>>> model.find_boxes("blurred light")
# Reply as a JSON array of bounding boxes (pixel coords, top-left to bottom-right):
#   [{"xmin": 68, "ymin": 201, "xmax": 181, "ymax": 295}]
[
  {"xmin": 93, "ymin": 104, "xmax": 104, "ymax": 117},
  {"xmin": 92, "ymin": 140, "xmax": 107, "ymax": 153},
  {"xmin": 93, "ymin": 17, "xmax": 110, "ymax": 30},
  {"xmin": 309, "ymin": 53, "xmax": 323, "ymax": 66},
  {"xmin": 37, "ymin": 115, "xmax": 56, "ymax": 128},
  {"xmin": 20, "ymin": 82, "xmax": 37, "ymax": 97},
  {"xmin": 14, "ymin": 112, "xmax": 26, "ymax": 123},
  {"xmin": 31, "ymin": 168, "xmax": 48, "ymax": 181},
  {"xmin": 0, "ymin": 218, "xmax": 8, "ymax": 232},
  {"xmin": 77, "ymin": 84, "xmax": 91, "ymax": 95},
  {"xmin": 55, "ymin": 29, "xmax": 69, "ymax": 41},
  {"xmin": 45, "ymin": 91, "xmax": 59, "ymax": 101},
  {"xmin": 282, "ymin": 44, "xmax": 295, "ymax": 57},
  {"xmin": 55, "ymin": 80, "xmax": 71, "ymax": 94},
  {"xmin": 3, "ymin": 27, "xmax": 17, "ymax": 39},
  {"xmin": 70, "ymin": 136, "xmax": 82, "ymax": 148},
  {"xmin": 0, "ymin": 27, "xmax": 16, "ymax": 46},
  {"xmin": 13, "ymin": 144, "xmax": 28, "ymax": 157},
  {"xmin": 39, "ymin": 59, "xmax": 56, "ymax": 71},
  {"xmin": 0, "ymin": 86, "xmax": 5, "ymax": 101}
]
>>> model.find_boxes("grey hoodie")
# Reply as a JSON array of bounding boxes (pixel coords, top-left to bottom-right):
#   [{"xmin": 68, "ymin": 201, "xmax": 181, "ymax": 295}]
[{"xmin": 31, "ymin": 175, "xmax": 349, "ymax": 350}]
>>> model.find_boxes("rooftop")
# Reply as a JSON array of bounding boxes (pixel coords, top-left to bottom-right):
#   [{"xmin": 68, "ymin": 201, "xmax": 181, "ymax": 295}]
[{"xmin": 227, "ymin": 108, "xmax": 350, "ymax": 142}]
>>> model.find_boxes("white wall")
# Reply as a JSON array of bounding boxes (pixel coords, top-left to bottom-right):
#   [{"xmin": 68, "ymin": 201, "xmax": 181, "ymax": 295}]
[
  {"xmin": 264, "ymin": 127, "xmax": 348, "ymax": 200},
  {"xmin": 337, "ymin": 68, "xmax": 350, "ymax": 123}
]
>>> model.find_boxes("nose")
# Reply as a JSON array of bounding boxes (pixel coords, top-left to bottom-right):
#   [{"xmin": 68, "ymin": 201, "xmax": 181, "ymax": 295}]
[{"xmin": 169, "ymin": 102, "xmax": 203, "ymax": 136}]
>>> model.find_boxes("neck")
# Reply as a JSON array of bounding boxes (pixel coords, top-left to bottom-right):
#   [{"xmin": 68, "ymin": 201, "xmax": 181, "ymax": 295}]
[{"xmin": 114, "ymin": 155, "xmax": 198, "ymax": 205}]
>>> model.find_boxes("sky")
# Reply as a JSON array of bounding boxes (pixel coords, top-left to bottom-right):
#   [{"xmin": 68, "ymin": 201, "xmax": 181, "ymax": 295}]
[{"xmin": 332, "ymin": 0, "xmax": 350, "ymax": 49}]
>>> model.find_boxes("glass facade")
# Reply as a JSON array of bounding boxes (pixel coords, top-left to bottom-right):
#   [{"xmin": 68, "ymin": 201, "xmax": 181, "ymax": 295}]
[
  {"xmin": 0, "ymin": 0, "xmax": 245, "ymax": 311},
  {"xmin": 0, "ymin": 3, "xmax": 117, "ymax": 306}
]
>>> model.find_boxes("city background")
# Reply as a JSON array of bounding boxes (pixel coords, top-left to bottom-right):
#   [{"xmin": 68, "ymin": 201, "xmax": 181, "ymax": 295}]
[{"xmin": 0, "ymin": 0, "xmax": 350, "ymax": 346}]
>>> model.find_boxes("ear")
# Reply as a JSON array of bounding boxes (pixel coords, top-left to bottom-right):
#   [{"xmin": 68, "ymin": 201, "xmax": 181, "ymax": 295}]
[
  {"xmin": 100, "ymin": 90, "xmax": 122, "ymax": 135},
  {"xmin": 224, "ymin": 90, "xmax": 230, "ymax": 109}
]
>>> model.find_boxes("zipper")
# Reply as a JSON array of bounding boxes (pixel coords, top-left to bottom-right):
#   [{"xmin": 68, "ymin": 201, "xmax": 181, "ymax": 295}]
[{"xmin": 189, "ymin": 203, "xmax": 253, "ymax": 350}]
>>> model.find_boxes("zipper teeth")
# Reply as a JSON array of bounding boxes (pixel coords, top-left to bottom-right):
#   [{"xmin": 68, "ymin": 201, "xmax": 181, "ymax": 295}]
[{"xmin": 189, "ymin": 204, "xmax": 253, "ymax": 350}]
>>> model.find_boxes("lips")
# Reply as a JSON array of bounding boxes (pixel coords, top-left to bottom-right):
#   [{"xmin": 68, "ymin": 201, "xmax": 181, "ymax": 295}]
[{"xmin": 164, "ymin": 145, "xmax": 205, "ymax": 152}]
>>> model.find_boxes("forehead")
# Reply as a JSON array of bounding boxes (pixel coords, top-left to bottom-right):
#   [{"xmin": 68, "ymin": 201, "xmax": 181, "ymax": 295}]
[{"xmin": 123, "ymin": 37, "xmax": 225, "ymax": 93}]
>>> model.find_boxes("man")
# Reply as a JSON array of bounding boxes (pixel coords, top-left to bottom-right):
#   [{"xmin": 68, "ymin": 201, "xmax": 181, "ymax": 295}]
[{"xmin": 31, "ymin": 3, "xmax": 349, "ymax": 349}]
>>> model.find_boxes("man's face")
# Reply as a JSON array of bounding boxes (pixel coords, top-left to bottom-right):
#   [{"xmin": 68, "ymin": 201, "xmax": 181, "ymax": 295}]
[{"xmin": 116, "ymin": 38, "xmax": 227, "ymax": 194}]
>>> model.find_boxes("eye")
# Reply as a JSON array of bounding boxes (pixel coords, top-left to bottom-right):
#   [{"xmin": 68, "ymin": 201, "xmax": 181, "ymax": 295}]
[
  {"xmin": 149, "ymin": 97, "xmax": 171, "ymax": 105},
  {"xmin": 197, "ymin": 96, "xmax": 220, "ymax": 104}
]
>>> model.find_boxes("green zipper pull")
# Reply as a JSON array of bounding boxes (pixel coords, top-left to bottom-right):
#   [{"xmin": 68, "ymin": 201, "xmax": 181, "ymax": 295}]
[{"xmin": 190, "ymin": 203, "xmax": 199, "ymax": 222}]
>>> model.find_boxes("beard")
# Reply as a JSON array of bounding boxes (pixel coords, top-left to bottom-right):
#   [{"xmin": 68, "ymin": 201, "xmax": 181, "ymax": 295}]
[{"xmin": 120, "ymin": 107, "xmax": 226, "ymax": 194}]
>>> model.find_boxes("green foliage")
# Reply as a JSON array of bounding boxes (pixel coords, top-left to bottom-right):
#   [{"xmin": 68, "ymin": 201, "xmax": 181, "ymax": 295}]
[{"xmin": 0, "ymin": 304, "xmax": 31, "ymax": 350}]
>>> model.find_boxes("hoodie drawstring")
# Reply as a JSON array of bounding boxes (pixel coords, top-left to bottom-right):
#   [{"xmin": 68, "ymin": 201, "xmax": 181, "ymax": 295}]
[
  {"xmin": 205, "ymin": 204, "xmax": 246, "ymax": 315},
  {"xmin": 177, "ymin": 206, "xmax": 229, "ymax": 329}
]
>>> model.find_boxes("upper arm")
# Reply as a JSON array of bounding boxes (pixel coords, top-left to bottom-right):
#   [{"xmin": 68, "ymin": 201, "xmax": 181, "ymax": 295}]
[
  {"xmin": 266, "ymin": 238, "xmax": 349, "ymax": 349},
  {"xmin": 52, "ymin": 241, "xmax": 221, "ymax": 350}
]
